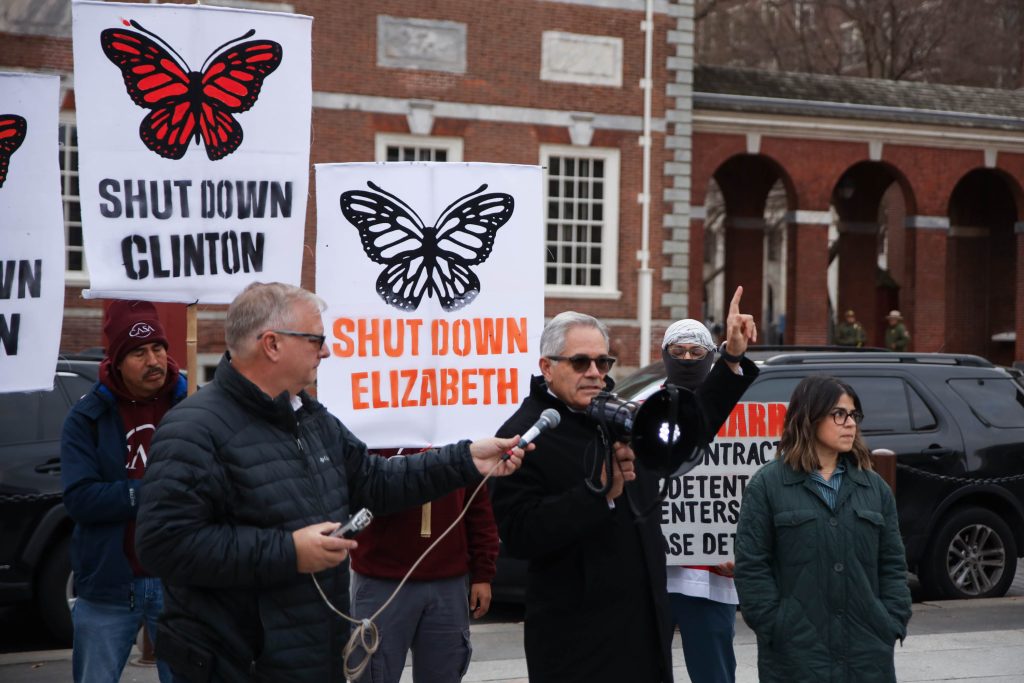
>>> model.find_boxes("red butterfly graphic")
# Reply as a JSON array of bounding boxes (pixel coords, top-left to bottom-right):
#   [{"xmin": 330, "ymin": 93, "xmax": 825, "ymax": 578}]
[
  {"xmin": 0, "ymin": 114, "xmax": 27, "ymax": 188},
  {"xmin": 100, "ymin": 20, "xmax": 282, "ymax": 161}
]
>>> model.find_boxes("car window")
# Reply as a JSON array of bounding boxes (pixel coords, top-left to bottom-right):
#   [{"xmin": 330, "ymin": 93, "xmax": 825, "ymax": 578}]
[
  {"xmin": 740, "ymin": 376, "xmax": 802, "ymax": 403},
  {"xmin": 0, "ymin": 392, "xmax": 42, "ymax": 444},
  {"xmin": 615, "ymin": 364, "xmax": 666, "ymax": 400},
  {"xmin": 39, "ymin": 385, "xmax": 72, "ymax": 441},
  {"xmin": 59, "ymin": 373, "xmax": 94, "ymax": 404},
  {"xmin": 841, "ymin": 377, "xmax": 914, "ymax": 433},
  {"xmin": 907, "ymin": 384, "xmax": 938, "ymax": 430},
  {"xmin": 948, "ymin": 378, "xmax": 1024, "ymax": 428}
]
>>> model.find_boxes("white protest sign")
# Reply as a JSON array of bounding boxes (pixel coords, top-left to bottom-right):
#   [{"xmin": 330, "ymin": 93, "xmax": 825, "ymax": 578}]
[
  {"xmin": 72, "ymin": 0, "xmax": 311, "ymax": 303},
  {"xmin": 0, "ymin": 73, "xmax": 65, "ymax": 392},
  {"xmin": 315, "ymin": 162, "xmax": 544, "ymax": 448},
  {"xmin": 661, "ymin": 401, "xmax": 788, "ymax": 564}
]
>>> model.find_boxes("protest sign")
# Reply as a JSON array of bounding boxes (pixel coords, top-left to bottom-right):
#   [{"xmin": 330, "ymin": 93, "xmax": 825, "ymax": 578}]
[
  {"xmin": 661, "ymin": 401, "xmax": 788, "ymax": 564},
  {"xmin": 0, "ymin": 73, "xmax": 65, "ymax": 392},
  {"xmin": 315, "ymin": 162, "xmax": 544, "ymax": 447},
  {"xmin": 72, "ymin": 0, "xmax": 311, "ymax": 303}
]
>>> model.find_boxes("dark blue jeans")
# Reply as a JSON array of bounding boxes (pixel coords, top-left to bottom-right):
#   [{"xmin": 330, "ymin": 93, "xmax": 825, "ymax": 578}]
[
  {"xmin": 669, "ymin": 592, "xmax": 737, "ymax": 683},
  {"xmin": 71, "ymin": 577, "xmax": 172, "ymax": 683}
]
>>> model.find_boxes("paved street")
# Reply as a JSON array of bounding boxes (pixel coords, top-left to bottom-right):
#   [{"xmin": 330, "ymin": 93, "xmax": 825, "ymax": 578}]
[{"xmin": 2, "ymin": 573, "xmax": 1023, "ymax": 682}]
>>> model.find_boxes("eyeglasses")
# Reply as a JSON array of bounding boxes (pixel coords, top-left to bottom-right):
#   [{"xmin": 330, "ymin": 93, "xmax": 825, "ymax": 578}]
[
  {"xmin": 667, "ymin": 344, "xmax": 709, "ymax": 360},
  {"xmin": 547, "ymin": 354, "xmax": 617, "ymax": 373},
  {"xmin": 259, "ymin": 330, "xmax": 327, "ymax": 348},
  {"xmin": 828, "ymin": 408, "xmax": 865, "ymax": 426}
]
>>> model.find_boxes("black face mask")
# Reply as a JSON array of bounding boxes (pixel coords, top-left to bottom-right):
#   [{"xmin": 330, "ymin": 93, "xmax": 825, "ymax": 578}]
[{"xmin": 662, "ymin": 347, "xmax": 714, "ymax": 390}]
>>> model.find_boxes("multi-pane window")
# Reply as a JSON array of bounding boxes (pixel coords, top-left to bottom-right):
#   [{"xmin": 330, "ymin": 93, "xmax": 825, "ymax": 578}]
[
  {"xmin": 374, "ymin": 134, "xmax": 463, "ymax": 163},
  {"xmin": 386, "ymin": 145, "xmax": 447, "ymax": 162},
  {"xmin": 541, "ymin": 146, "xmax": 619, "ymax": 293},
  {"xmin": 58, "ymin": 121, "xmax": 85, "ymax": 276}
]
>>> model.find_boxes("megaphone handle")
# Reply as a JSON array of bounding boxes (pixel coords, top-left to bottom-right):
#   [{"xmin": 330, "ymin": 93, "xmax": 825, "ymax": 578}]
[{"xmin": 584, "ymin": 428, "xmax": 614, "ymax": 496}]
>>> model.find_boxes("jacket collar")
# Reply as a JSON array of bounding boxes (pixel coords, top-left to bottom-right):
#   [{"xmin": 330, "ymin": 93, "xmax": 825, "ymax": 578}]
[
  {"xmin": 780, "ymin": 453, "xmax": 870, "ymax": 486},
  {"xmin": 215, "ymin": 352, "xmax": 319, "ymax": 431}
]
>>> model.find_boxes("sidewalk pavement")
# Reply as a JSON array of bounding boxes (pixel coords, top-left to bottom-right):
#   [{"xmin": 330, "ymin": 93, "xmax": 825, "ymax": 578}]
[
  {"xmin": 1, "ymin": 597, "xmax": 1022, "ymax": 682},
  {"xmin": 461, "ymin": 597, "xmax": 1024, "ymax": 683}
]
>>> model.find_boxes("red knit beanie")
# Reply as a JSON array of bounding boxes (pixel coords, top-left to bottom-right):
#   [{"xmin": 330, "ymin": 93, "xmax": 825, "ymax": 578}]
[{"xmin": 103, "ymin": 300, "xmax": 168, "ymax": 365}]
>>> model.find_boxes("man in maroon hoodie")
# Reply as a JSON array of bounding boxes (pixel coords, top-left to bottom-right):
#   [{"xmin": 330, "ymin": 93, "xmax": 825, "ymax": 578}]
[
  {"xmin": 61, "ymin": 300, "xmax": 186, "ymax": 683},
  {"xmin": 350, "ymin": 446, "xmax": 499, "ymax": 683}
]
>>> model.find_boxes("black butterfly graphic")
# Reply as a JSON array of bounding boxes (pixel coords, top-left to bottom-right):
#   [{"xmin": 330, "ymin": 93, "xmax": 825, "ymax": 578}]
[
  {"xmin": 339, "ymin": 182, "xmax": 514, "ymax": 312},
  {"xmin": 100, "ymin": 20, "xmax": 282, "ymax": 160}
]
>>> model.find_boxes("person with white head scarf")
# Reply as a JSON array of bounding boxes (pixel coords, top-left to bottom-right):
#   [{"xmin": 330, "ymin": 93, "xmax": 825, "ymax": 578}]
[{"xmin": 661, "ymin": 287, "xmax": 760, "ymax": 683}]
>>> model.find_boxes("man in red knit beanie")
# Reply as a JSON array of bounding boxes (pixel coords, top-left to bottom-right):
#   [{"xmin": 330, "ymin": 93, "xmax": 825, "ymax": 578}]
[
  {"xmin": 350, "ymin": 446, "xmax": 499, "ymax": 683},
  {"xmin": 60, "ymin": 300, "xmax": 186, "ymax": 683}
]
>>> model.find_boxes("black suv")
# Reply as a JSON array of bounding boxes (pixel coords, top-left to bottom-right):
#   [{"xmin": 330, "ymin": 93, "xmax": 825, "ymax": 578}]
[
  {"xmin": 0, "ymin": 357, "xmax": 99, "ymax": 644},
  {"xmin": 613, "ymin": 351, "xmax": 1024, "ymax": 600}
]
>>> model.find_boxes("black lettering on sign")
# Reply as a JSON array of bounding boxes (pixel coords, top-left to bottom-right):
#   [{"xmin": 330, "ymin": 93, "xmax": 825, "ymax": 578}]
[
  {"xmin": 201, "ymin": 180, "xmax": 292, "ymax": 219},
  {"xmin": 120, "ymin": 232, "xmax": 265, "ymax": 280},
  {"xmin": 0, "ymin": 313, "xmax": 20, "ymax": 355},
  {"xmin": 98, "ymin": 179, "xmax": 292, "ymax": 220},
  {"xmin": 0, "ymin": 259, "xmax": 42, "ymax": 299},
  {"xmin": 99, "ymin": 179, "xmax": 194, "ymax": 219}
]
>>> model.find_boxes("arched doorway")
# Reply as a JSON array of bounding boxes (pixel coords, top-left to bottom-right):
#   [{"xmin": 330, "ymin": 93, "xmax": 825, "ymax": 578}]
[
  {"xmin": 706, "ymin": 154, "xmax": 794, "ymax": 344},
  {"xmin": 830, "ymin": 161, "xmax": 915, "ymax": 347},
  {"xmin": 946, "ymin": 169, "xmax": 1021, "ymax": 364}
]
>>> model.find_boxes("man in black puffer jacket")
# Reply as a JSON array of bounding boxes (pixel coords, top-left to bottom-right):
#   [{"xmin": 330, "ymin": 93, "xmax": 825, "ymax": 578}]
[{"xmin": 136, "ymin": 282, "xmax": 527, "ymax": 682}]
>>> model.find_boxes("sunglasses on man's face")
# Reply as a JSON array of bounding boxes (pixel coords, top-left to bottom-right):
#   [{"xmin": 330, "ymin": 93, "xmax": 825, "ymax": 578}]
[{"xmin": 547, "ymin": 354, "xmax": 617, "ymax": 373}]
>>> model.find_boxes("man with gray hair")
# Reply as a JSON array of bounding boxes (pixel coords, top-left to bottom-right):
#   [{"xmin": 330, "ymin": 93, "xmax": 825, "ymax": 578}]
[
  {"xmin": 491, "ymin": 310, "xmax": 662, "ymax": 682},
  {"xmin": 136, "ymin": 282, "xmax": 528, "ymax": 682}
]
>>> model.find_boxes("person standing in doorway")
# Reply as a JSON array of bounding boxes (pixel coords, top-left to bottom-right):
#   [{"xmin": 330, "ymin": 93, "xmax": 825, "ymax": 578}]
[
  {"xmin": 884, "ymin": 310, "xmax": 910, "ymax": 351},
  {"xmin": 834, "ymin": 309, "xmax": 866, "ymax": 348}
]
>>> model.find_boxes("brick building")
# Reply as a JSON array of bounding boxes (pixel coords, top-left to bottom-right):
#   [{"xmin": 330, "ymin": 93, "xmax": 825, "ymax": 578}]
[
  {"xmin": 691, "ymin": 66, "xmax": 1024, "ymax": 367},
  {"xmin": 3, "ymin": 0, "xmax": 1022, "ymax": 374},
  {"xmin": 0, "ymin": 0, "xmax": 696, "ymax": 376}
]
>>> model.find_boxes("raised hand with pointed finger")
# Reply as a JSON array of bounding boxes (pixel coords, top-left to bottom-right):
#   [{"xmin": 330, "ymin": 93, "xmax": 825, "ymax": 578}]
[{"xmin": 724, "ymin": 285, "xmax": 757, "ymax": 363}]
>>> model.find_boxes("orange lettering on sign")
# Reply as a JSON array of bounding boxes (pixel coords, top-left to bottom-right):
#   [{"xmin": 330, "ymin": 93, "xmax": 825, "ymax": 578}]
[
  {"xmin": 768, "ymin": 403, "xmax": 787, "ymax": 436},
  {"xmin": 351, "ymin": 371, "xmax": 369, "ymax": 409},
  {"xmin": 716, "ymin": 402, "xmax": 789, "ymax": 438},
  {"xmin": 746, "ymin": 403, "xmax": 767, "ymax": 437},
  {"xmin": 333, "ymin": 318, "xmax": 355, "ymax": 357}
]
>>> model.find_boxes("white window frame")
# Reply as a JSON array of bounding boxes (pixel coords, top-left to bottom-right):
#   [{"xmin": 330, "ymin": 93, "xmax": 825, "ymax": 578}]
[
  {"xmin": 540, "ymin": 144, "xmax": 620, "ymax": 299},
  {"xmin": 197, "ymin": 352, "xmax": 222, "ymax": 386},
  {"xmin": 374, "ymin": 133, "xmax": 464, "ymax": 162},
  {"xmin": 59, "ymin": 115, "xmax": 88, "ymax": 285}
]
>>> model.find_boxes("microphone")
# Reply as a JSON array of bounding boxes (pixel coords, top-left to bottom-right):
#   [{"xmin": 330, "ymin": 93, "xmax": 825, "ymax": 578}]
[{"xmin": 517, "ymin": 408, "xmax": 561, "ymax": 449}]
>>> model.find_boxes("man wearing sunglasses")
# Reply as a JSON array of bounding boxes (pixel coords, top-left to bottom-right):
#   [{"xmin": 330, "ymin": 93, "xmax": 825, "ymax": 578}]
[
  {"xmin": 491, "ymin": 311, "xmax": 664, "ymax": 682},
  {"xmin": 134, "ymin": 282, "xmax": 529, "ymax": 683}
]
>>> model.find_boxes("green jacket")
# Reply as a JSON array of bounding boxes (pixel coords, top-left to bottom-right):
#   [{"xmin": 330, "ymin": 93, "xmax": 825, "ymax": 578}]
[
  {"xmin": 834, "ymin": 322, "xmax": 865, "ymax": 347},
  {"xmin": 734, "ymin": 457, "xmax": 912, "ymax": 683},
  {"xmin": 885, "ymin": 322, "xmax": 910, "ymax": 351}
]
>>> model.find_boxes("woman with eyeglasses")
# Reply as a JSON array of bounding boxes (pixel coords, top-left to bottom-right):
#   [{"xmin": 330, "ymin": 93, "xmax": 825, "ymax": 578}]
[{"xmin": 734, "ymin": 375, "xmax": 912, "ymax": 683}]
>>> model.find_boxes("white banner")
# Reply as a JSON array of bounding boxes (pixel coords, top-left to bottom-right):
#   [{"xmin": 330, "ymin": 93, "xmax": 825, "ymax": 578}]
[
  {"xmin": 315, "ymin": 162, "xmax": 544, "ymax": 448},
  {"xmin": 71, "ymin": 0, "xmax": 311, "ymax": 303},
  {"xmin": 0, "ymin": 73, "xmax": 65, "ymax": 392},
  {"xmin": 661, "ymin": 401, "xmax": 787, "ymax": 564}
]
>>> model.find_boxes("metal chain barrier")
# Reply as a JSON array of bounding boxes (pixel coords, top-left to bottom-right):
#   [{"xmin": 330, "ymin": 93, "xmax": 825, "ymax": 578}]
[
  {"xmin": 896, "ymin": 462, "xmax": 1024, "ymax": 485},
  {"xmin": 0, "ymin": 492, "xmax": 62, "ymax": 504}
]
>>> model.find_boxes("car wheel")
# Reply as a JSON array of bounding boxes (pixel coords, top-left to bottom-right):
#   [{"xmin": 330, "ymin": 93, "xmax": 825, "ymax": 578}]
[
  {"xmin": 920, "ymin": 506, "xmax": 1018, "ymax": 600},
  {"xmin": 36, "ymin": 536, "xmax": 74, "ymax": 645}
]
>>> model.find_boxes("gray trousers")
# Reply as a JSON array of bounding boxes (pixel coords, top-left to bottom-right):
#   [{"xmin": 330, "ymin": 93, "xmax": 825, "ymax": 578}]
[{"xmin": 350, "ymin": 572, "xmax": 472, "ymax": 683}]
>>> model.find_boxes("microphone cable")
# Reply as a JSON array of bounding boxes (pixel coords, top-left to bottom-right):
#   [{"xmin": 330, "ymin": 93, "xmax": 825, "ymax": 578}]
[{"xmin": 311, "ymin": 449, "xmax": 508, "ymax": 681}]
